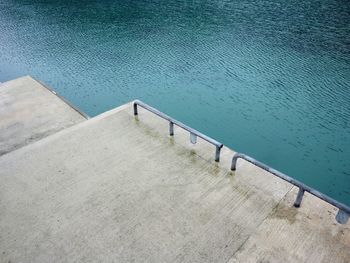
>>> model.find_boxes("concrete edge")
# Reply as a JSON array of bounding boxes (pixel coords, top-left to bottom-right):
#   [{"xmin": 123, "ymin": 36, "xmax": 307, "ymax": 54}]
[
  {"xmin": 30, "ymin": 76, "xmax": 91, "ymax": 120},
  {"xmin": 0, "ymin": 102, "xmax": 134, "ymax": 159}
]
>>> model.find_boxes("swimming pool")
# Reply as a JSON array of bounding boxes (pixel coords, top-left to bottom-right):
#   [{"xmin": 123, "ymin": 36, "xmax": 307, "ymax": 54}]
[{"xmin": 1, "ymin": 0, "xmax": 349, "ymax": 205}]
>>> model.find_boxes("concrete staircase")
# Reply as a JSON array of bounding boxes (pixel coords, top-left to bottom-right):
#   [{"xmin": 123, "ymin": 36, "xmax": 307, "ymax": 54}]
[{"xmin": 0, "ymin": 77, "xmax": 349, "ymax": 263}]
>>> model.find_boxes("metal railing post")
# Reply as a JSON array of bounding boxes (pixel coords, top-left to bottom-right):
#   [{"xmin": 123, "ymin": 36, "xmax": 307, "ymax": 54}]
[
  {"xmin": 169, "ymin": 121, "xmax": 174, "ymax": 136},
  {"xmin": 215, "ymin": 146, "xmax": 222, "ymax": 162},
  {"xmin": 231, "ymin": 153, "xmax": 239, "ymax": 170},
  {"xmin": 294, "ymin": 188, "xmax": 305, "ymax": 207},
  {"xmin": 133, "ymin": 103, "xmax": 138, "ymax": 116}
]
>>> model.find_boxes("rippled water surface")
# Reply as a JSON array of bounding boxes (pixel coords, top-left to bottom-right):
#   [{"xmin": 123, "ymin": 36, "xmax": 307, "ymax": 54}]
[{"xmin": 1, "ymin": 0, "xmax": 350, "ymax": 205}]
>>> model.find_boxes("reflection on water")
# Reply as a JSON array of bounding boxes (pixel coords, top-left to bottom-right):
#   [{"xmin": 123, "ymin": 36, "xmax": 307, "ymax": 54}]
[{"xmin": 0, "ymin": 0, "xmax": 349, "ymax": 205}]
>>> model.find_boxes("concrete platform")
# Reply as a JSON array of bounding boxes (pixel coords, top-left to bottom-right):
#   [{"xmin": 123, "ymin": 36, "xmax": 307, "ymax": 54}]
[
  {"xmin": 0, "ymin": 76, "xmax": 87, "ymax": 156},
  {"xmin": 0, "ymin": 102, "xmax": 349, "ymax": 263}
]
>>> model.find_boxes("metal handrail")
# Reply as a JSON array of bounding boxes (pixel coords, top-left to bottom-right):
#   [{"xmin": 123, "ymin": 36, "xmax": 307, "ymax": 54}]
[
  {"xmin": 133, "ymin": 100, "xmax": 223, "ymax": 162},
  {"xmin": 132, "ymin": 100, "xmax": 349, "ymax": 224},
  {"xmin": 231, "ymin": 152, "xmax": 350, "ymax": 224}
]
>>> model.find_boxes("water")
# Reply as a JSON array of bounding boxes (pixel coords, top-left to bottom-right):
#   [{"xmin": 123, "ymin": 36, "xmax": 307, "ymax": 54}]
[{"xmin": 1, "ymin": 0, "xmax": 349, "ymax": 205}]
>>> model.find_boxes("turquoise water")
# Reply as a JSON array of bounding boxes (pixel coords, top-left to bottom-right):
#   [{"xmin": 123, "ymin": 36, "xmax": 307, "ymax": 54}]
[{"xmin": 1, "ymin": 0, "xmax": 349, "ymax": 205}]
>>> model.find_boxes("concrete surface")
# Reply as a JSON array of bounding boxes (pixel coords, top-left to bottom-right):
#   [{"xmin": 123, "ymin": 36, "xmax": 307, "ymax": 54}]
[
  {"xmin": 0, "ymin": 76, "xmax": 87, "ymax": 156},
  {"xmin": 0, "ymin": 102, "xmax": 349, "ymax": 263}
]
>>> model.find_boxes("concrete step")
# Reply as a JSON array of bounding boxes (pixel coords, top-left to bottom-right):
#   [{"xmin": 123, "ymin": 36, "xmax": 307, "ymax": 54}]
[
  {"xmin": 0, "ymin": 76, "xmax": 87, "ymax": 156},
  {"xmin": 0, "ymin": 100, "xmax": 349, "ymax": 263}
]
